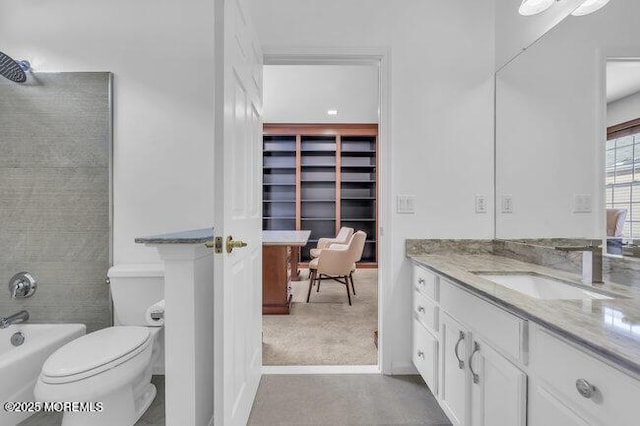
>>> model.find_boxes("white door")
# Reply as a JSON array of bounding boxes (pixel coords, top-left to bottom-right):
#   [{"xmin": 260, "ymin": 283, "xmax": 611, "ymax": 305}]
[
  {"xmin": 469, "ymin": 337, "xmax": 527, "ymax": 426},
  {"xmin": 440, "ymin": 313, "xmax": 469, "ymax": 426},
  {"xmin": 213, "ymin": 0, "xmax": 263, "ymax": 424}
]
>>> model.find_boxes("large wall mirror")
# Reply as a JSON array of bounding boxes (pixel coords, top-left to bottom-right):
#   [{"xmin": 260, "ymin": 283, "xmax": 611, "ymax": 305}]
[{"xmin": 495, "ymin": 0, "xmax": 640, "ymax": 258}]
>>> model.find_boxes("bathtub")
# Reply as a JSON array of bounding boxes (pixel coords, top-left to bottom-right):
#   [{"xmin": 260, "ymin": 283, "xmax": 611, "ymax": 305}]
[{"xmin": 0, "ymin": 323, "xmax": 85, "ymax": 426}]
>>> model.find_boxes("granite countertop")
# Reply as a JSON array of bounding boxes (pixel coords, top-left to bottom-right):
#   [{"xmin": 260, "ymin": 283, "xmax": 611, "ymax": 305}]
[
  {"xmin": 135, "ymin": 228, "xmax": 214, "ymax": 245},
  {"xmin": 409, "ymin": 253, "xmax": 640, "ymax": 375},
  {"xmin": 263, "ymin": 230, "xmax": 311, "ymax": 246}
]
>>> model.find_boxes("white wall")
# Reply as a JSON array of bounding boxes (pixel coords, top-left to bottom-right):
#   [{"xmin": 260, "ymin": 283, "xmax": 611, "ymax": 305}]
[
  {"xmin": 0, "ymin": 0, "xmax": 216, "ymax": 264},
  {"xmin": 248, "ymin": 0, "xmax": 495, "ymax": 373},
  {"xmin": 495, "ymin": 0, "xmax": 583, "ymax": 69},
  {"xmin": 495, "ymin": 0, "xmax": 640, "ymax": 239},
  {"xmin": 264, "ymin": 65, "xmax": 379, "ymax": 123},
  {"xmin": 608, "ymin": 91, "xmax": 640, "ymax": 127}
]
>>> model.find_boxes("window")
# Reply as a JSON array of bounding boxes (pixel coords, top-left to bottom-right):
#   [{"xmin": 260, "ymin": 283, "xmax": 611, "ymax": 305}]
[{"xmin": 606, "ymin": 118, "xmax": 640, "ymax": 241}]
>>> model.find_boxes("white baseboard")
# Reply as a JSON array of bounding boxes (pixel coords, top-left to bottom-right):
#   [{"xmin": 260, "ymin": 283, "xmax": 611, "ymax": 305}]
[{"xmin": 262, "ymin": 365, "xmax": 381, "ymax": 375}]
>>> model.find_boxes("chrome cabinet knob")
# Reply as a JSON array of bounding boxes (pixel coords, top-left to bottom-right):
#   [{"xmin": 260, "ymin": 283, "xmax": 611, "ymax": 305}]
[
  {"xmin": 576, "ymin": 379, "xmax": 596, "ymax": 399},
  {"xmin": 417, "ymin": 350, "xmax": 424, "ymax": 359},
  {"xmin": 418, "ymin": 278, "xmax": 425, "ymax": 285},
  {"xmin": 417, "ymin": 306, "xmax": 425, "ymax": 313}
]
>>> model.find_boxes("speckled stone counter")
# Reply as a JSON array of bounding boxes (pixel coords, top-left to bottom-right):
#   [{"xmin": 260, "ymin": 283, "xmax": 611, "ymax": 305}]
[
  {"xmin": 409, "ymin": 253, "xmax": 640, "ymax": 376},
  {"xmin": 135, "ymin": 227, "xmax": 214, "ymax": 245}
]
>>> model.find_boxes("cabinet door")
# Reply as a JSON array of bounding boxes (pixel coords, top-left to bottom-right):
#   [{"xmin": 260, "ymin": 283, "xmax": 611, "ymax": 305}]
[
  {"xmin": 529, "ymin": 382, "xmax": 590, "ymax": 426},
  {"xmin": 469, "ymin": 337, "xmax": 527, "ymax": 426},
  {"xmin": 413, "ymin": 319, "xmax": 438, "ymax": 395},
  {"xmin": 440, "ymin": 313, "xmax": 469, "ymax": 426}
]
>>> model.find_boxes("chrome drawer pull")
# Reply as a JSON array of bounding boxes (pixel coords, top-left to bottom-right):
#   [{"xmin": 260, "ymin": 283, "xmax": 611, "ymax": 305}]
[
  {"xmin": 469, "ymin": 341, "xmax": 480, "ymax": 384},
  {"xmin": 576, "ymin": 379, "xmax": 596, "ymax": 399},
  {"xmin": 417, "ymin": 306, "xmax": 425, "ymax": 313},
  {"xmin": 454, "ymin": 330, "xmax": 465, "ymax": 369},
  {"xmin": 417, "ymin": 350, "xmax": 424, "ymax": 359}
]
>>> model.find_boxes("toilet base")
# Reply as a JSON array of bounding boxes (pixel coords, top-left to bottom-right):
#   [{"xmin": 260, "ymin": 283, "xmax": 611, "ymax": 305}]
[{"xmin": 60, "ymin": 383, "xmax": 157, "ymax": 426}]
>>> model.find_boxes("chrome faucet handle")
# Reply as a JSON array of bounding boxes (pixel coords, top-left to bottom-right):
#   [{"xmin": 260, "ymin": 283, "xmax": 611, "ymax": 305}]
[{"xmin": 8, "ymin": 272, "xmax": 37, "ymax": 299}]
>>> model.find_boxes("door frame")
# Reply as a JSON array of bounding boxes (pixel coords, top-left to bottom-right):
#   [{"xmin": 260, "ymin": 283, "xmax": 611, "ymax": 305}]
[{"xmin": 261, "ymin": 46, "xmax": 392, "ymax": 375}]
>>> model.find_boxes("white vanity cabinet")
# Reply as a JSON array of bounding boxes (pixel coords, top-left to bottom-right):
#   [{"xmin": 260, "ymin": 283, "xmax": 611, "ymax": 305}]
[
  {"xmin": 412, "ymin": 264, "xmax": 527, "ymax": 426},
  {"xmin": 439, "ymin": 312, "xmax": 469, "ymax": 426},
  {"xmin": 411, "ymin": 262, "xmax": 640, "ymax": 426},
  {"xmin": 529, "ymin": 324, "xmax": 640, "ymax": 426},
  {"xmin": 469, "ymin": 336, "xmax": 527, "ymax": 426},
  {"xmin": 412, "ymin": 266, "xmax": 440, "ymax": 395}
]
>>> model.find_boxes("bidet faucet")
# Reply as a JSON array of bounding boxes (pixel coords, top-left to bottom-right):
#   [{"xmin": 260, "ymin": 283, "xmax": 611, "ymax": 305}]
[
  {"xmin": 555, "ymin": 244, "xmax": 603, "ymax": 284},
  {"xmin": 0, "ymin": 310, "xmax": 29, "ymax": 329}
]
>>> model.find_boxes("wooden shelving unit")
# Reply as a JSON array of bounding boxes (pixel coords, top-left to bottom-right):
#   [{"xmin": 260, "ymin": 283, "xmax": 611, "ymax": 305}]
[{"xmin": 263, "ymin": 124, "xmax": 378, "ymax": 267}]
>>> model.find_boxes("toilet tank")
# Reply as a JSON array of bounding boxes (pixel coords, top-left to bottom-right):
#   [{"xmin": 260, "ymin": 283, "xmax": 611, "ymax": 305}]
[{"xmin": 108, "ymin": 264, "xmax": 164, "ymax": 326}]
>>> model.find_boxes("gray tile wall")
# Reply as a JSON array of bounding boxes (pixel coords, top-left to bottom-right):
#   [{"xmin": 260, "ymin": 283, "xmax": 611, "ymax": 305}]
[{"xmin": 0, "ymin": 73, "xmax": 111, "ymax": 332}]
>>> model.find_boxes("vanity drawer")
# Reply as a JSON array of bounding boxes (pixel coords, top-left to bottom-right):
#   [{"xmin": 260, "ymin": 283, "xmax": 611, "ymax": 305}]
[
  {"xmin": 413, "ymin": 288, "xmax": 438, "ymax": 334},
  {"xmin": 531, "ymin": 326, "xmax": 640, "ymax": 426},
  {"xmin": 440, "ymin": 278, "xmax": 526, "ymax": 363},
  {"xmin": 413, "ymin": 265, "xmax": 439, "ymax": 301},
  {"xmin": 413, "ymin": 319, "xmax": 438, "ymax": 395}
]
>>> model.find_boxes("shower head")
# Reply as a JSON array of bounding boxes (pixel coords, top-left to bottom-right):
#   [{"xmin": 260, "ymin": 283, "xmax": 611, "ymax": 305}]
[{"xmin": 0, "ymin": 51, "xmax": 30, "ymax": 83}]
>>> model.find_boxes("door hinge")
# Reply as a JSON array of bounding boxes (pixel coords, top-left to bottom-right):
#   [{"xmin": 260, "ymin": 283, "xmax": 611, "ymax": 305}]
[{"xmin": 205, "ymin": 236, "xmax": 224, "ymax": 254}]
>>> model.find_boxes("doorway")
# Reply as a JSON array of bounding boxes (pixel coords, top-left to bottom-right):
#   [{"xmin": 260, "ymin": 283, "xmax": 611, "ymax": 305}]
[{"xmin": 260, "ymin": 56, "xmax": 388, "ymax": 372}]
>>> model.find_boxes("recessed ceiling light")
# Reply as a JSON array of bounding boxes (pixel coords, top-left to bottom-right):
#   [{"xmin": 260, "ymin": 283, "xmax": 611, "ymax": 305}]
[
  {"xmin": 571, "ymin": 0, "xmax": 610, "ymax": 16},
  {"xmin": 327, "ymin": 109, "xmax": 338, "ymax": 116},
  {"xmin": 518, "ymin": 0, "xmax": 554, "ymax": 16}
]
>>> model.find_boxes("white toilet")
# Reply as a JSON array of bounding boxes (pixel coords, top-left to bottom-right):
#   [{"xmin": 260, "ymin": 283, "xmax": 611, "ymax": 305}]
[{"xmin": 35, "ymin": 264, "xmax": 164, "ymax": 426}]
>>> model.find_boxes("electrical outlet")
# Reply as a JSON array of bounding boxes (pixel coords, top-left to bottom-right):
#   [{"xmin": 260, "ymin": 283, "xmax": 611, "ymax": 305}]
[
  {"xmin": 475, "ymin": 195, "xmax": 487, "ymax": 214},
  {"xmin": 502, "ymin": 195, "xmax": 513, "ymax": 214},
  {"xmin": 573, "ymin": 194, "xmax": 592, "ymax": 213},
  {"xmin": 397, "ymin": 195, "xmax": 415, "ymax": 214}
]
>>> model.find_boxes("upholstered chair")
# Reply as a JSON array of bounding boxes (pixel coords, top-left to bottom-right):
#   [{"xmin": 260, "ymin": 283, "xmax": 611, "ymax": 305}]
[
  {"xmin": 309, "ymin": 227, "xmax": 354, "ymax": 258},
  {"xmin": 307, "ymin": 231, "xmax": 366, "ymax": 305}
]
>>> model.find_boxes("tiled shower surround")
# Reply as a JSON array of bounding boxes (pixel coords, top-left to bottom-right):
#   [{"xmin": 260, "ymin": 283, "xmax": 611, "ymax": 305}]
[
  {"xmin": 0, "ymin": 73, "xmax": 111, "ymax": 332},
  {"xmin": 407, "ymin": 238, "xmax": 640, "ymax": 288}
]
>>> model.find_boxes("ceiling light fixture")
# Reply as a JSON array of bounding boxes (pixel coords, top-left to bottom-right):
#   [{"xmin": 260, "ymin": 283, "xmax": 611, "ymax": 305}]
[
  {"xmin": 327, "ymin": 109, "xmax": 338, "ymax": 116},
  {"xmin": 571, "ymin": 0, "xmax": 610, "ymax": 16},
  {"xmin": 518, "ymin": 0, "xmax": 555, "ymax": 16}
]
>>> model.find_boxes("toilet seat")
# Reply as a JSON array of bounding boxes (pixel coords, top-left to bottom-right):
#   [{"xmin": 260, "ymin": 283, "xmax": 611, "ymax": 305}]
[{"xmin": 40, "ymin": 326, "xmax": 152, "ymax": 384}]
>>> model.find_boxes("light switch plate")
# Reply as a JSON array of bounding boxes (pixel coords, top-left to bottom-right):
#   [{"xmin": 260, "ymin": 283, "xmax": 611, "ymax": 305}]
[
  {"xmin": 475, "ymin": 195, "xmax": 487, "ymax": 214},
  {"xmin": 397, "ymin": 195, "xmax": 415, "ymax": 214},
  {"xmin": 573, "ymin": 194, "xmax": 592, "ymax": 213},
  {"xmin": 502, "ymin": 195, "xmax": 513, "ymax": 214}
]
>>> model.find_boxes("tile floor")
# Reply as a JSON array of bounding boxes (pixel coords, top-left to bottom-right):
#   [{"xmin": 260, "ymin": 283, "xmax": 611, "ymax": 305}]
[
  {"xmin": 248, "ymin": 374, "xmax": 451, "ymax": 426},
  {"xmin": 20, "ymin": 374, "xmax": 450, "ymax": 426}
]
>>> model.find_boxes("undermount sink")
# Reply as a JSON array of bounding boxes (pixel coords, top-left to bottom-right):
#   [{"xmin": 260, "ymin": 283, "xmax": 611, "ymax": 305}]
[{"xmin": 474, "ymin": 272, "xmax": 617, "ymax": 300}]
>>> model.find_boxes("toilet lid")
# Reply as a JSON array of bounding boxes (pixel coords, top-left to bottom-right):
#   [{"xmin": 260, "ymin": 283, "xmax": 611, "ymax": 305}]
[{"xmin": 42, "ymin": 326, "xmax": 151, "ymax": 378}]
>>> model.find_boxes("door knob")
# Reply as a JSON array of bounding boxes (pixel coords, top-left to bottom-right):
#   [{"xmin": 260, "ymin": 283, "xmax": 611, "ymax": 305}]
[{"xmin": 226, "ymin": 235, "xmax": 248, "ymax": 253}]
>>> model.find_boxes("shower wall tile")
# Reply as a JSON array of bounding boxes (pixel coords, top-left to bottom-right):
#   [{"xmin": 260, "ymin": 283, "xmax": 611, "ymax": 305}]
[
  {"xmin": 26, "ymin": 231, "xmax": 109, "ymax": 262},
  {"xmin": 0, "ymin": 137, "xmax": 109, "ymax": 168},
  {"xmin": 0, "ymin": 73, "xmax": 111, "ymax": 332},
  {"xmin": 0, "ymin": 230, "xmax": 27, "ymax": 261}
]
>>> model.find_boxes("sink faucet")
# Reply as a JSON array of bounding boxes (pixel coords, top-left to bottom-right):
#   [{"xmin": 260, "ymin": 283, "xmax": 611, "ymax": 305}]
[
  {"xmin": 555, "ymin": 244, "xmax": 603, "ymax": 284},
  {"xmin": 0, "ymin": 310, "xmax": 29, "ymax": 329}
]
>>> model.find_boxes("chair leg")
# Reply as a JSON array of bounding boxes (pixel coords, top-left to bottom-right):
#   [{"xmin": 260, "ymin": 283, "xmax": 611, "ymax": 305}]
[
  {"xmin": 317, "ymin": 274, "xmax": 321, "ymax": 292},
  {"xmin": 306, "ymin": 270, "xmax": 316, "ymax": 303},
  {"xmin": 350, "ymin": 272, "xmax": 356, "ymax": 295},
  {"xmin": 344, "ymin": 275, "xmax": 352, "ymax": 306}
]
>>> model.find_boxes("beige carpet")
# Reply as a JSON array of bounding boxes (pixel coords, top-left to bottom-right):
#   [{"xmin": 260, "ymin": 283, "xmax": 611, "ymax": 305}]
[{"xmin": 263, "ymin": 268, "xmax": 378, "ymax": 366}]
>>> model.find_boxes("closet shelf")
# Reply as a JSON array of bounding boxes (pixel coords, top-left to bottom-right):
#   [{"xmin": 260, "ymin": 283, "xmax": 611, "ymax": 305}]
[{"xmin": 263, "ymin": 124, "xmax": 378, "ymax": 264}]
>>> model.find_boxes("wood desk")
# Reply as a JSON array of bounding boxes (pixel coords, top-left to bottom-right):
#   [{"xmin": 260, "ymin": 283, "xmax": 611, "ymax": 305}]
[{"xmin": 262, "ymin": 230, "xmax": 310, "ymax": 315}]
